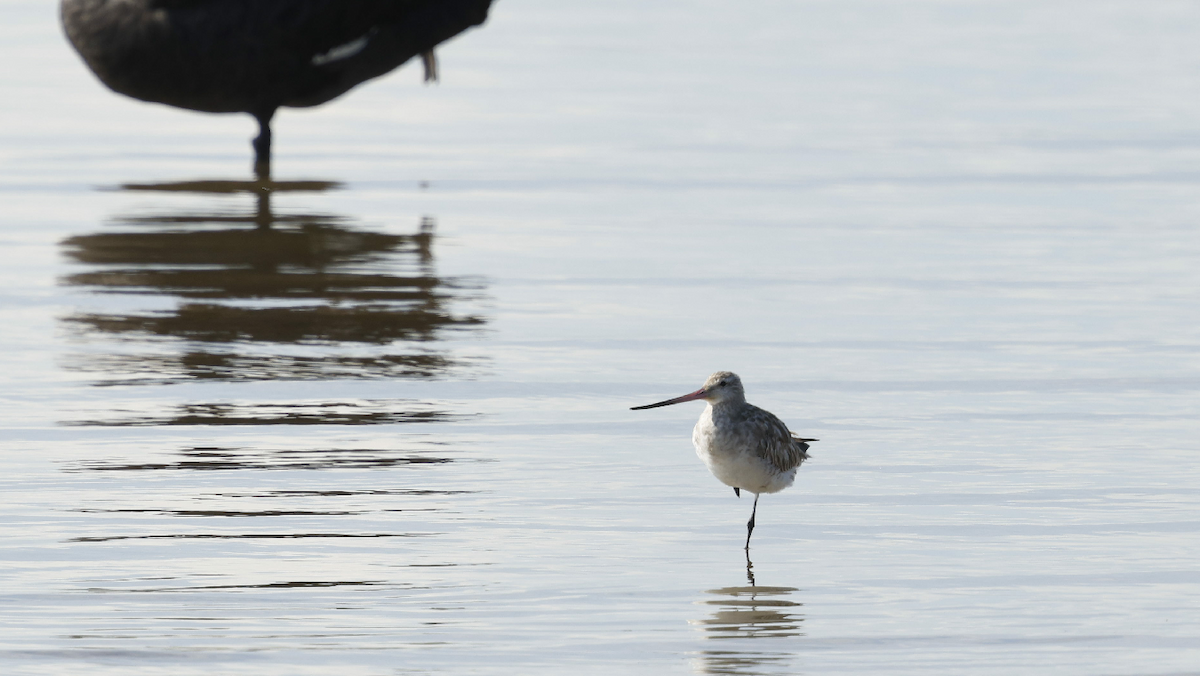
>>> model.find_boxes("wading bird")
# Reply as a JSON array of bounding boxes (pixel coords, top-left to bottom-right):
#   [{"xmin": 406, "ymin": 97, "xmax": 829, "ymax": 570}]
[
  {"xmin": 632, "ymin": 371, "xmax": 816, "ymax": 550},
  {"xmin": 61, "ymin": 0, "xmax": 496, "ymax": 177}
]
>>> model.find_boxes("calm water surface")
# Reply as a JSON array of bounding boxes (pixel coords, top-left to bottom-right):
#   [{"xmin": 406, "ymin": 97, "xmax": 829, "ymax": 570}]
[{"xmin": 3, "ymin": 1, "xmax": 1200, "ymax": 674}]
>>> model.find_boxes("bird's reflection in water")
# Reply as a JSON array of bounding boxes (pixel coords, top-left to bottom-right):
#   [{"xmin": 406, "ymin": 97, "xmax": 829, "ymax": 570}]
[
  {"xmin": 55, "ymin": 179, "xmax": 486, "ymax": 575},
  {"xmin": 691, "ymin": 573, "xmax": 803, "ymax": 676},
  {"xmin": 63, "ymin": 399, "xmax": 468, "ymax": 427},
  {"xmin": 66, "ymin": 445, "xmax": 461, "ymax": 472},
  {"xmin": 60, "ymin": 178, "xmax": 486, "ymax": 386}
]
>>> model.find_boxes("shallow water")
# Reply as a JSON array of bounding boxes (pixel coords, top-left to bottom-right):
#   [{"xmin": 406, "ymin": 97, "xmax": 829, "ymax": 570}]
[{"xmin": 4, "ymin": 1, "xmax": 1200, "ymax": 674}]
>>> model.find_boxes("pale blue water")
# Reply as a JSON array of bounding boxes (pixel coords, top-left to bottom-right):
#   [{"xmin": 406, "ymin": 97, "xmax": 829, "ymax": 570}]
[{"xmin": 3, "ymin": 1, "xmax": 1200, "ymax": 674}]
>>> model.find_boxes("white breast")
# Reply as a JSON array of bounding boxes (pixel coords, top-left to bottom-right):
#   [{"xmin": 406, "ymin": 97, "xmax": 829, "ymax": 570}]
[{"xmin": 692, "ymin": 405, "xmax": 797, "ymax": 495}]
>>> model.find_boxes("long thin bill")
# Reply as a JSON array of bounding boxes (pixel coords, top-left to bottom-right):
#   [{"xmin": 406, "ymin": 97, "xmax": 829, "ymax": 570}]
[{"xmin": 630, "ymin": 387, "xmax": 708, "ymax": 410}]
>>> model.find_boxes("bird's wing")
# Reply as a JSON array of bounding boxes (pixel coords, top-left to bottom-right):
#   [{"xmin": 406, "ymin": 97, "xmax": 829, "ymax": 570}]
[
  {"xmin": 266, "ymin": 0, "xmax": 491, "ymax": 64},
  {"xmin": 748, "ymin": 407, "xmax": 810, "ymax": 473},
  {"xmin": 261, "ymin": 1, "xmax": 422, "ymax": 58},
  {"xmin": 149, "ymin": 0, "xmax": 221, "ymax": 9},
  {"xmin": 154, "ymin": 1, "xmax": 433, "ymax": 59}
]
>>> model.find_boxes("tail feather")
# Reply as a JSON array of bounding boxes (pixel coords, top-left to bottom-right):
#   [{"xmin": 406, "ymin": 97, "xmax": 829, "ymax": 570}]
[{"xmin": 791, "ymin": 434, "xmax": 815, "ymax": 462}]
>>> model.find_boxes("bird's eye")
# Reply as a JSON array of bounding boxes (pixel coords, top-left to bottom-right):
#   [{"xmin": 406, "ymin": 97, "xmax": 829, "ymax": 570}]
[{"xmin": 718, "ymin": 381, "xmax": 727, "ymax": 387}]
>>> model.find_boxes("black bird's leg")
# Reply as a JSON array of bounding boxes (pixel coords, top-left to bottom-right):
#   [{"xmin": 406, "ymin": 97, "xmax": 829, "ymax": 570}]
[
  {"xmin": 744, "ymin": 494, "xmax": 759, "ymax": 550},
  {"xmin": 733, "ymin": 487, "xmax": 740, "ymax": 498},
  {"xmin": 253, "ymin": 186, "xmax": 272, "ymax": 230},
  {"xmin": 421, "ymin": 50, "xmax": 439, "ymax": 83},
  {"xmin": 252, "ymin": 109, "xmax": 276, "ymax": 180}
]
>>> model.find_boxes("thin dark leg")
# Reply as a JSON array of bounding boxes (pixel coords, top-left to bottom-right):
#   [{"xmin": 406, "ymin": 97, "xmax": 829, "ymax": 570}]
[
  {"xmin": 252, "ymin": 109, "xmax": 275, "ymax": 180},
  {"xmin": 253, "ymin": 188, "xmax": 272, "ymax": 230},
  {"xmin": 745, "ymin": 549, "xmax": 756, "ymax": 586},
  {"xmin": 744, "ymin": 494, "xmax": 759, "ymax": 551},
  {"xmin": 421, "ymin": 50, "xmax": 439, "ymax": 82}
]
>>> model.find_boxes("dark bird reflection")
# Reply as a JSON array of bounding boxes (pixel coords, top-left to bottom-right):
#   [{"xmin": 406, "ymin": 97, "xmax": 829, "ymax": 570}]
[
  {"xmin": 71, "ymin": 532, "xmax": 429, "ymax": 543},
  {"xmin": 692, "ymin": 584, "xmax": 803, "ymax": 675},
  {"xmin": 697, "ymin": 585, "xmax": 804, "ymax": 640},
  {"xmin": 60, "ymin": 179, "xmax": 486, "ymax": 385},
  {"xmin": 64, "ymin": 400, "xmax": 466, "ymax": 427},
  {"xmin": 67, "ymin": 444, "xmax": 458, "ymax": 472},
  {"xmin": 81, "ymin": 580, "xmax": 388, "ymax": 593}
]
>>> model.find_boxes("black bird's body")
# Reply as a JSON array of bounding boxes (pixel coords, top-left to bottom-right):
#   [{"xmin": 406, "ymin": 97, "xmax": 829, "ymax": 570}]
[{"xmin": 61, "ymin": 0, "xmax": 494, "ymax": 176}]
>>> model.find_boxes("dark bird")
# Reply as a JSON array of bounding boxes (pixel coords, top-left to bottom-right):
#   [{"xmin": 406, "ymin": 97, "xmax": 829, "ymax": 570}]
[
  {"xmin": 632, "ymin": 371, "xmax": 817, "ymax": 550},
  {"xmin": 61, "ymin": 0, "xmax": 496, "ymax": 177}
]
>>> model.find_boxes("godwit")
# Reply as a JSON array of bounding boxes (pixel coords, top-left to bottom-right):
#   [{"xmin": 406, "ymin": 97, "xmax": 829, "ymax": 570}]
[
  {"xmin": 632, "ymin": 371, "xmax": 816, "ymax": 550},
  {"xmin": 60, "ymin": 0, "xmax": 495, "ymax": 177}
]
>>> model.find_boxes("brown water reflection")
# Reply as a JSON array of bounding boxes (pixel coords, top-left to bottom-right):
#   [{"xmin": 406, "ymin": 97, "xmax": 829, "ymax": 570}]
[
  {"xmin": 72, "ymin": 532, "xmax": 429, "ymax": 543},
  {"xmin": 77, "ymin": 508, "xmax": 365, "ymax": 516},
  {"xmin": 215, "ymin": 489, "xmax": 474, "ymax": 497},
  {"xmin": 692, "ymin": 584, "xmax": 803, "ymax": 675},
  {"xmin": 83, "ymin": 580, "xmax": 388, "ymax": 593},
  {"xmin": 697, "ymin": 585, "xmax": 803, "ymax": 639},
  {"xmin": 64, "ymin": 400, "xmax": 465, "ymax": 427},
  {"xmin": 60, "ymin": 178, "xmax": 486, "ymax": 385},
  {"xmin": 62, "ymin": 351, "xmax": 459, "ymax": 383},
  {"xmin": 54, "ymin": 178, "xmax": 480, "ymax": 552},
  {"xmin": 66, "ymin": 444, "xmax": 459, "ymax": 472}
]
